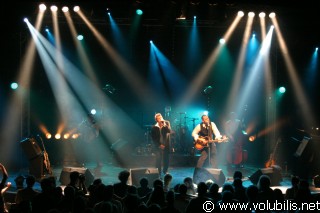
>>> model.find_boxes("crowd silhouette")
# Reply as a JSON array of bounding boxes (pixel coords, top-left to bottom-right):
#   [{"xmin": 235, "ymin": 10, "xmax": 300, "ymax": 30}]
[{"xmin": 0, "ymin": 162, "xmax": 319, "ymax": 213}]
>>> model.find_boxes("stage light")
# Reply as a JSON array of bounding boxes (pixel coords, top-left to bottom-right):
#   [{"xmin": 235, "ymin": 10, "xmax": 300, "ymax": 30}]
[
  {"xmin": 136, "ymin": 9, "xmax": 143, "ymax": 15},
  {"xmin": 46, "ymin": 133, "xmax": 52, "ymax": 139},
  {"xmin": 39, "ymin": 4, "xmax": 47, "ymax": 11},
  {"xmin": 249, "ymin": 135, "xmax": 256, "ymax": 142},
  {"xmin": 77, "ymin": 35, "xmax": 84, "ymax": 40},
  {"xmin": 10, "ymin": 82, "xmax": 18, "ymax": 90},
  {"xmin": 73, "ymin": 6, "xmax": 80, "ymax": 12},
  {"xmin": 150, "ymin": 40, "xmax": 153, "ymax": 44},
  {"xmin": 45, "ymin": 28, "xmax": 49, "ymax": 32},
  {"xmin": 237, "ymin": 11, "xmax": 244, "ymax": 17},
  {"xmin": 279, "ymin": 86, "xmax": 286, "ymax": 94},
  {"xmin": 55, "ymin": 134, "xmax": 61, "ymax": 139},
  {"xmin": 248, "ymin": 12, "xmax": 255, "ymax": 18},
  {"xmin": 259, "ymin": 12, "xmax": 266, "ymax": 18},
  {"xmin": 63, "ymin": 133, "xmax": 70, "ymax": 139},
  {"xmin": 72, "ymin": 134, "xmax": 79, "ymax": 139},
  {"xmin": 91, "ymin": 109, "xmax": 97, "ymax": 115},
  {"xmin": 203, "ymin": 111, "xmax": 209, "ymax": 116},
  {"xmin": 23, "ymin": 18, "xmax": 28, "ymax": 23},
  {"xmin": 219, "ymin": 38, "xmax": 225, "ymax": 44},
  {"xmin": 269, "ymin": 12, "xmax": 276, "ymax": 18},
  {"xmin": 62, "ymin": 6, "xmax": 69, "ymax": 12},
  {"xmin": 316, "ymin": 47, "xmax": 318, "ymax": 52},
  {"xmin": 50, "ymin": 5, "xmax": 58, "ymax": 12},
  {"xmin": 194, "ymin": 16, "xmax": 197, "ymax": 19}
]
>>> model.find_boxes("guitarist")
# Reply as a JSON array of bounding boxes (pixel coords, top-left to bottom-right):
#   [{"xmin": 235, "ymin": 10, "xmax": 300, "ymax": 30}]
[{"xmin": 191, "ymin": 115, "xmax": 224, "ymax": 168}]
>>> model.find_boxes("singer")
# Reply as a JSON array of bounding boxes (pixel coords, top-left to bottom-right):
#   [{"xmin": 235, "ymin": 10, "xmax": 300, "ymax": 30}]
[
  {"xmin": 192, "ymin": 115, "xmax": 223, "ymax": 168},
  {"xmin": 151, "ymin": 113, "xmax": 171, "ymax": 176}
]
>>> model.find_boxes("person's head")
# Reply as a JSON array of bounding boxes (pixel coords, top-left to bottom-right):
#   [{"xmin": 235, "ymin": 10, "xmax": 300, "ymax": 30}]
[
  {"xmin": 26, "ymin": 175, "xmax": 36, "ymax": 187},
  {"xmin": 291, "ymin": 176, "xmax": 300, "ymax": 187},
  {"xmin": 118, "ymin": 170, "xmax": 130, "ymax": 183},
  {"xmin": 197, "ymin": 182, "xmax": 208, "ymax": 196},
  {"xmin": 209, "ymin": 183, "xmax": 219, "ymax": 193},
  {"xmin": 178, "ymin": 184, "xmax": 187, "ymax": 195},
  {"xmin": 257, "ymin": 175, "xmax": 271, "ymax": 190},
  {"xmin": 233, "ymin": 171, "xmax": 243, "ymax": 180},
  {"xmin": 163, "ymin": 173, "xmax": 173, "ymax": 186},
  {"xmin": 69, "ymin": 171, "xmax": 80, "ymax": 184},
  {"xmin": 229, "ymin": 112, "xmax": 237, "ymax": 120},
  {"xmin": 154, "ymin": 113, "xmax": 164, "ymax": 123},
  {"xmin": 14, "ymin": 175, "xmax": 25, "ymax": 189},
  {"xmin": 201, "ymin": 115, "xmax": 210, "ymax": 124},
  {"xmin": 183, "ymin": 177, "xmax": 194, "ymax": 188},
  {"xmin": 139, "ymin": 177, "xmax": 149, "ymax": 188}
]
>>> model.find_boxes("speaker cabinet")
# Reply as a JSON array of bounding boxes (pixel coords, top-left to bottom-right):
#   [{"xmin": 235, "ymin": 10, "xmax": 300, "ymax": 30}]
[
  {"xmin": 249, "ymin": 166, "xmax": 282, "ymax": 186},
  {"xmin": 129, "ymin": 168, "xmax": 159, "ymax": 186},
  {"xmin": 59, "ymin": 167, "xmax": 94, "ymax": 187},
  {"xmin": 20, "ymin": 138, "xmax": 42, "ymax": 160},
  {"xmin": 193, "ymin": 167, "xmax": 226, "ymax": 187}
]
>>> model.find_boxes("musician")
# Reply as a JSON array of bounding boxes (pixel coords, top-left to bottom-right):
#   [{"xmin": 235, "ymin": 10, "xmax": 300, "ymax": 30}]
[
  {"xmin": 79, "ymin": 113, "xmax": 101, "ymax": 168},
  {"xmin": 192, "ymin": 115, "xmax": 223, "ymax": 168},
  {"xmin": 224, "ymin": 112, "xmax": 245, "ymax": 168},
  {"xmin": 151, "ymin": 113, "xmax": 171, "ymax": 175}
]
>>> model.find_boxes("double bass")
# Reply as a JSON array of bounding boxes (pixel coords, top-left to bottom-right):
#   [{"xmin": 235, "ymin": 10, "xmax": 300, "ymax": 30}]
[{"xmin": 225, "ymin": 116, "xmax": 247, "ymax": 166}]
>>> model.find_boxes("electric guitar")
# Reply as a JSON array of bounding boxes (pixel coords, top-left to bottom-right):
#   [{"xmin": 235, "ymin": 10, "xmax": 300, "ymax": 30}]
[{"xmin": 194, "ymin": 136, "xmax": 229, "ymax": 151}]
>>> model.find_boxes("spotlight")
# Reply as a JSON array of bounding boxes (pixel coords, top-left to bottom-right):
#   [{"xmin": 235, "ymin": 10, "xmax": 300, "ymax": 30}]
[
  {"xmin": 23, "ymin": 18, "xmax": 28, "ymax": 23},
  {"xmin": 203, "ymin": 111, "xmax": 209, "ymax": 116},
  {"xmin": 72, "ymin": 134, "xmax": 79, "ymax": 139},
  {"xmin": 136, "ymin": 9, "xmax": 143, "ymax": 15},
  {"xmin": 10, "ymin": 82, "xmax": 18, "ymax": 90},
  {"xmin": 39, "ymin": 4, "xmax": 47, "ymax": 11},
  {"xmin": 249, "ymin": 135, "xmax": 256, "ymax": 142},
  {"xmin": 77, "ymin": 35, "xmax": 84, "ymax": 40},
  {"xmin": 50, "ymin": 5, "xmax": 58, "ymax": 12},
  {"xmin": 237, "ymin": 11, "xmax": 244, "ymax": 17},
  {"xmin": 269, "ymin": 12, "xmax": 276, "ymax": 18},
  {"xmin": 46, "ymin": 133, "xmax": 52, "ymax": 139},
  {"xmin": 194, "ymin": 16, "xmax": 197, "ymax": 19},
  {"xmin": 315, "ymin": 47, "xmax": 318, "ymax": 52},
  {"xmin": 248, "ymin": 12, "xmax": 255, "ymax": 18},
  {"xmin": 278, "ymin": 86, "xmax": 286, "ymax": 94},
  {"xmin": 73, "ymin": 6, "xmax": 80, "ymax": 12},
  {"xmin": 219, "ymin": 38, "xmax": 225, "ymax": 44},
  {"xmin": 45, "ymin": 28, "xmax": 49, "ymax": 32},
  {"xmin": 62, "ymin": 6, "xmax": 69, "ymax": 12},
  {"xmin": 259, "ymin": 12, "xmax": 266, "ymax": 18},
  {"xmin": 91, "ymin": 109, "xmax": 97, "ymax": 115},
  {"xmin": 63, "ymin": 133, "xmax": 70, "ymax": 139},
  {"xmin": 150, "ymin": 40, "xmax": 153, "ymax": 44},
  {"xmin": 55, "ymin": 134, "xmax": 61, "ymax": 139}
]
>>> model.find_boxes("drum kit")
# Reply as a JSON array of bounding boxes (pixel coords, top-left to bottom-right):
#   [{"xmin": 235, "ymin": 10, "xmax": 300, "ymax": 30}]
[{"xmin": 135, "ymin": 110, "xmax": 199, "ymax": 156}]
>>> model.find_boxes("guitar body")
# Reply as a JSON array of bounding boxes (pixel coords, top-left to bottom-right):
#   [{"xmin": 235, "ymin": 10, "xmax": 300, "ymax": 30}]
[
  {"xmin": 194, "ymin": 136, "xmax": 228, "ymax": 151},
  {"xmin": 265, "ymin": 156, "xmax": 275, "ymax": 168}
]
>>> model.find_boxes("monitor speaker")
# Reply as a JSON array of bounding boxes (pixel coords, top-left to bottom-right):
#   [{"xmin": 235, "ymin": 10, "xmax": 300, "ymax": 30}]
[
  {"xmin": 193, "ymin": 167, "xmax": 226, "ymax": 187},
  {"xmin": 59, "ymin": 167, "xmax": 94, "ymax": 187},
  {"xmin": 249, "ymin": 166, "xmax": 282, "ymax": 186},
  {"xmin": 129, "ymin": 168, "xmax": 159, "ymax": 186}
]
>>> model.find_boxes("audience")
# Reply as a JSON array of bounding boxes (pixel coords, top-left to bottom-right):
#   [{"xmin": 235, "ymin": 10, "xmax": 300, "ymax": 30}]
[{"xmin": 3, "ymin": 164, "xmax": 320, "ymax": 213}]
